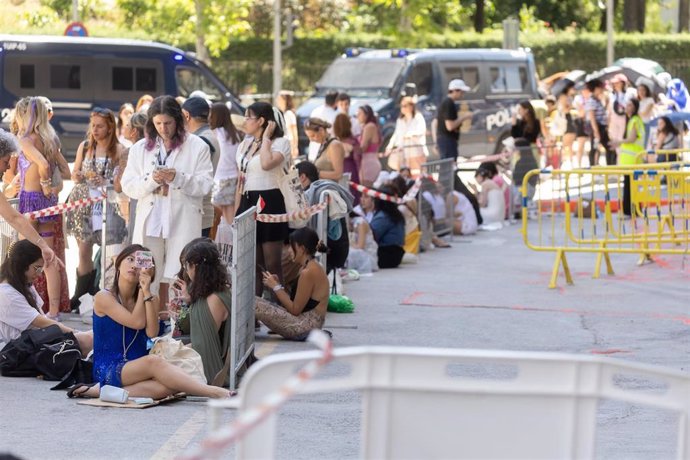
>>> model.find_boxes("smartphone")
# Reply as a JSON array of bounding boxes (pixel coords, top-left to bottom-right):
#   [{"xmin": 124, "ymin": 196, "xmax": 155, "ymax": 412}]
[
  {"xmin": 257, "ymin": 263, "xmax": 267, "ymax": 273},
  {"xmin": 134, "ymin": 250, "xmax": 154, "ymax": 269}
]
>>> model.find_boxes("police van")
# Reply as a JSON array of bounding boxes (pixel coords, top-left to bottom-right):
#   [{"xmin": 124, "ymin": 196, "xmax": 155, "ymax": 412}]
[
  {"xmin": 0, "ymin": 35, "xmax": 242, "ymax": 158},
  {"xmin": 296, "ymin": 48, "xmax": 539, "ymax": 157}
]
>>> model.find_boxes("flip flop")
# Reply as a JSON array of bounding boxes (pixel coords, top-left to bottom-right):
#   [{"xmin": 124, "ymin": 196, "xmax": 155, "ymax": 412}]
[{"xmin": 66, "ymin": 382, "xmax": 98, "ymax": 399}]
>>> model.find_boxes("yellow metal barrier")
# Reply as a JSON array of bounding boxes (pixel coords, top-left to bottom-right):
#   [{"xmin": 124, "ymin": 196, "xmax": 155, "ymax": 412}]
[{"xmin": 521, "ymin": 165, "xmax": 690, "ymax": 288}]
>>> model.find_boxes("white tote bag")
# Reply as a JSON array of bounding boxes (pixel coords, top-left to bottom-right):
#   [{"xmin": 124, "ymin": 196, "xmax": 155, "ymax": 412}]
[{"xmin": 278, "ymin": 162, "xmax": 309, "ymax": 229}]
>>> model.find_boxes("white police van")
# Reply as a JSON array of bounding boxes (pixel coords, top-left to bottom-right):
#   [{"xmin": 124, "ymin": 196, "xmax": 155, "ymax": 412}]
[
  {"xmin": 296, "ymin": 48, "xmax": 539, "ymax": 157},
  {"xmin": 0, "ymin": 35, "xmax": 242, "ymax": 158}
]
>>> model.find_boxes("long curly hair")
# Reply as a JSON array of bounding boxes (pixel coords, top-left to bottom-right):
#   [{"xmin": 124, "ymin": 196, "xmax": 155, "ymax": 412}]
[
  {"xmin": 144, "ymin": 95, "xmax": 187, "ymax": 151},
  {"xmin": 0, "ymin": 240, "xmax": 43, "ymax": 311},
  {"xmin": 13, "ymin": 97, "xmax": 59, "ymax": 165},
  {"xmin": 183, "ymin": 239, "xmax": 230, "ymax": 303},
  {"xmin": 87, "ymin": 108, "xmax": 119, "ymax": 164}
]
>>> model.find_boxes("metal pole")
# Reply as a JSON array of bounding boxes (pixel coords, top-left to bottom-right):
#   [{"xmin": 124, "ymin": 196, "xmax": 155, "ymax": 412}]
[
  {"xmin": 606, "ymin": 0, "xmax": 614, "ymax": 66},
  {"xmin": 72, "ymin": 0, "xmax": 78, "ymax": 21},
  {"xmin": 272, "ymin": 0, "xmax": 282, "ymax": 103}
]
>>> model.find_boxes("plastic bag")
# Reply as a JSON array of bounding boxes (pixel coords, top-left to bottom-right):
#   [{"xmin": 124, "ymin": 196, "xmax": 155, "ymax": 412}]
[{"xmin": 328, "ymin": 294, "xmax": 354, "ymax": 313}]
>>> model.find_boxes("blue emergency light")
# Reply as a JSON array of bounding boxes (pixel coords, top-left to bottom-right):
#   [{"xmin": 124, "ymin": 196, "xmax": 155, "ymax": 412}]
[
  {"xmin": 344, "ymin": 48, "xmax": 361, "ymax": 58},
  {"xmin": 391, "ymin": 49, "xmax": 409, "ymax": 58}
]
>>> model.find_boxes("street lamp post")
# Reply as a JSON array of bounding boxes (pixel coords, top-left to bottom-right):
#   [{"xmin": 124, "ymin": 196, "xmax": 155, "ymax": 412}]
[
  {"xmin": 606, "ymin": 0, "xmax": 614, "ymax": 65},
  {"xmin": 72, "ymin": 0, "xmax": 78, "ymax": 21},
  {"xmin": 273, "ymin": 0, "xmax": 282, "ymax": 103}
]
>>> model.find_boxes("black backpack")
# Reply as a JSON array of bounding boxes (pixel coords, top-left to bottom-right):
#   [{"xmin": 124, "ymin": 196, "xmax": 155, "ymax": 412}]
[{"xmin": 0, "ymin": 325, "xmax": 82, "ymax": 381}]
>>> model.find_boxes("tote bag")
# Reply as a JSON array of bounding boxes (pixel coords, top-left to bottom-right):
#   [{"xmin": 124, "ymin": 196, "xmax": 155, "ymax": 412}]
[{"xmin": 278, "ymin": 160, "xmax": 309, "ymax": 229}]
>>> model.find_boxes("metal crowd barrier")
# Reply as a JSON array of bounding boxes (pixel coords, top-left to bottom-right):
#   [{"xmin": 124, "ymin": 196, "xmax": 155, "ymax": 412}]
[
  {"xmin": 0, "ymin": 198, "xmax": 19, "ymax": 261},
  {"xmin": 100, "ymin": 185, "xmax": 128, "ymax": 290},
  {"xmin": 315, "ymin": 190, "xmax": 329, "ymax": 272},
  {"xmin": 418, "ymin": 158, "xmax": 455, "ymax": 244},
  {"xmin": 228, "ymin": 206, "xmax": 257, "ymax": 390},
  {"xmin": 521, "ymin": 164, "xmax": 690, "ymax": 288}
]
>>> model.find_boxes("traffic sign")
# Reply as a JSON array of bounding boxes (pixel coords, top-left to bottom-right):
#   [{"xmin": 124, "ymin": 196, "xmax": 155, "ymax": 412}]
[{"xmin": 64, "ymin": 22, "xmax": 88, "ymax": 37}]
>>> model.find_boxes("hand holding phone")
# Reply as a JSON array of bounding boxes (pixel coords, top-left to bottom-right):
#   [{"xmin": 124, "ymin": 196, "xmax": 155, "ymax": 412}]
[{"xmin": 134, "ymin": 250, "xmax": 154, "ymax": 270}]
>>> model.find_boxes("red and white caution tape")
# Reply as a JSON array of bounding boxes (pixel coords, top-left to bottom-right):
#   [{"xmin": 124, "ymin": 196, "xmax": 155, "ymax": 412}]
[
  {"xmin": 177, "ymin": 330, "xmax": 333, "ymax": 460},
  {"xmin": 349, "ymin": 175, "xmax": 426, "ymax": 204},
  {"xmin": 24, "ymin": 194, "xmax": 105, "ymax": 220},
  {"xmin": 255, "ymin": 200, "xmax": 328, "ymax": 223}
]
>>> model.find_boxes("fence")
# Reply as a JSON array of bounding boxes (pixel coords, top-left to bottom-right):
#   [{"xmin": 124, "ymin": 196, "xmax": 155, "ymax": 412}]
[
  {"xmin": 521, "ymin": 165, "xmax": 690, "ymax": 288},
  {"xmin": 214, "ymin": 346, "xmax": 690, "ymax": 460},
  {"xmin": 418, "ymin": 158, "xmax": 455, "ymax": 245},
  {"xmin": 0, "ymin": 198, "xmax": 19, "ymax": 261},
  {"xmin": 99, "ymin": 185, "xmax": 128, "ymax": 290},
  {"xmin": 228, "ymin": 206, "xmax": 257, "ymax": 390},
  {"xmin": 315, "ymin": 190, "xmax": 329, "ymax": 272}
]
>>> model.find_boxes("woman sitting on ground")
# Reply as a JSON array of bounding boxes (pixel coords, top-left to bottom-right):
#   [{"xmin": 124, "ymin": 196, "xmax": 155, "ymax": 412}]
[
  {"xmin": 256, "ymin": 227, "xmax": 329, "ymax": 340},
  {"xmin": 173, "ymin": 238, "xmax": 232, "ymax": 384},
  {"xmin": 0, "ymin": 240, "xmax": 92, "ymax": 354},
  {"xmin": 474, "ymin": 164, "xmax": 505, "ymax": 227},
  {"xmin": 370, "ymin": 186, "xmax": 406, "ymax": 268},
  {"xmin": 347, "ymin": 211, "xmax": 378, "ymax": 274},
  {"xmin": 68, "ymin": 244, "xmax": 230, "ymax": 399}
]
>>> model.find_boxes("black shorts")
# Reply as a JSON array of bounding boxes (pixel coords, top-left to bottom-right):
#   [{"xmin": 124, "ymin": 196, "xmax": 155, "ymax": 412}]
[
  {"xmin": 574, "ymin": 118, "xmax": 587, "ymax": 137},
  {"xmin": 237, "ymin": 188, "xmax": 289, "ymax": 244}
]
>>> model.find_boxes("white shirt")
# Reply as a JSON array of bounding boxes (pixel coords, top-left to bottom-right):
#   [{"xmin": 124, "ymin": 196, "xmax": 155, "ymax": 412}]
[
  {"xmin": 388, "ymin": 112, "xmax": 427, "ymax": 153},
  {"xmin": 638, "ymin": 97, "xmax": 655, "ymax": 123},
  {"xmin": 0, "ymin": 283, "xmax": 43, "ymax": 349},
  {"xmin": 214, "ymin": 127, "xmax": 239, "ymax": 180},
  {"xmin": 422, "ymin": 191, "xmax": 446, "ymax": 220},
  {"xmin": 236, "ymin": 136, "xmax": 291, "ymax": 191},
  {"xmin": 283, "ymin": 110, "xmax": 297, "ymax": 142}
]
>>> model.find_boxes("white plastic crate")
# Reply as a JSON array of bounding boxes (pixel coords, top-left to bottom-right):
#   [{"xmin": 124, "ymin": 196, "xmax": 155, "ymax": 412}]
[{"xmin": 210, "ymin": 347, "xmax": 690, "ymax": 460}]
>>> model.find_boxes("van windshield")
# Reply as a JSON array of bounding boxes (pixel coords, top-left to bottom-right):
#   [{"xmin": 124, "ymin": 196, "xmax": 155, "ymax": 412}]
[
  {"xmin": 316, "ymin": 59, "xmax": 406, "ymax": 97},
  {"xmin": 176, "ymin": 67, "xmax": 222, "ymax": 100}
]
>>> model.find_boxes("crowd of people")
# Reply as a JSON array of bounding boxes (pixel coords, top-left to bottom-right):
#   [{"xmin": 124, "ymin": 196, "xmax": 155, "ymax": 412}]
[{"xmin": 0, "ymin": 68, "xmax": 685, "ymax": 399}]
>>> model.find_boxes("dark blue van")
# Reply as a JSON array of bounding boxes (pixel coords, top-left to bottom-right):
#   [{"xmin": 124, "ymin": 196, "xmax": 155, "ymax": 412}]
[
  {"xmin": 0, "ymin": 35, "xmax": 242, "ymax": 158},
  {"xmin": 296, "ymin": 48, "xmax": 540, "ymax": 157}
]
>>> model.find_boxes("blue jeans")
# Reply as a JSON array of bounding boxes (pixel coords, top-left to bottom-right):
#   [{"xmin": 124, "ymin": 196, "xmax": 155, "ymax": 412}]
[{"xmin": 437, "ymin": 136, "xmax": 458, "ymax": 160}]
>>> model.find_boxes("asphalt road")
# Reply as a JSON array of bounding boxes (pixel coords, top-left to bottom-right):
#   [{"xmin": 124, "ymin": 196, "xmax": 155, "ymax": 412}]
[{"xmin": 1, "ymin": 217, "xmax": 689, "ymax": 459}]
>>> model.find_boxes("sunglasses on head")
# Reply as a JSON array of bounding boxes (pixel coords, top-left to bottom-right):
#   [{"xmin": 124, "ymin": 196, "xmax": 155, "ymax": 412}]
[{"xmin": 92, "ymin": 107, "xmax": 113, "ymax": 116}]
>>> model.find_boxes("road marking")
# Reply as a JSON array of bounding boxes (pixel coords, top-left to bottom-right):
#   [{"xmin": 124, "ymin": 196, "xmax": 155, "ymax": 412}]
[{"xmin": 151, "ymin": 409, "xmax": 206, "ymax": 460}]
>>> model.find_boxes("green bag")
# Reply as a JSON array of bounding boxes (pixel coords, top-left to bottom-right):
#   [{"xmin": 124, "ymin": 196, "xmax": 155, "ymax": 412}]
[{"xmin": 328, "ymin": 294, "xmax": 354, "ymax": 313}]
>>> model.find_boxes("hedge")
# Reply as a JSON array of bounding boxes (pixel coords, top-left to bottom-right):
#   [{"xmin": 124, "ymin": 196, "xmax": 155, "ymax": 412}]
[{"xmin": 209, "ymin": 32, "xmax": 690, "ymax": 96}]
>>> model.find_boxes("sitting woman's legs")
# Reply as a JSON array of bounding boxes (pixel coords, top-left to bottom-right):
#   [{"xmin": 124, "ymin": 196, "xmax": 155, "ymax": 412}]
[
  {"xmin": 120, "ymin": 355, "xmax": 228, "ymax": 398},
  {"xmin": 255, "ymin": 296, "xmax": 323, "ymax": 339}
]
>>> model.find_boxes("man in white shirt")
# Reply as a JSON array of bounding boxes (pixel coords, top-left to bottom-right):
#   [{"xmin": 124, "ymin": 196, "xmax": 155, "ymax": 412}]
[
  {"xmin": 336, "ymin": 92, "xmax": 362, "ymax": 137},
  {"xmin": 308, "ymin": 91, "xmax": 339, "ymax": 161}
]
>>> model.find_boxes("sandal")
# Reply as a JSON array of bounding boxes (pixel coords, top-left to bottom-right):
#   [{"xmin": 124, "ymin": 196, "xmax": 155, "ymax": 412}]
[
  {"xmin": 46, "ymin": 313, "xmax": 62, "ymax": 322},
  {"xmin": 67, "ymin": 382, "xmax": 98, "ymax": 399}
]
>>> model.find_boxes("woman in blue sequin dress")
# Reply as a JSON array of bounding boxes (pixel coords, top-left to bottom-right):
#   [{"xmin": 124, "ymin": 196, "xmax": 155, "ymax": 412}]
[{"xmin": 70, "ymin": 244, "xmax": 231, "ymax": 399}]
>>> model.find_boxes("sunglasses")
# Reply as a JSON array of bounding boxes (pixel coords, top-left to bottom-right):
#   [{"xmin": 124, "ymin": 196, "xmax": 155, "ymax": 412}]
[
  {"xmin": 33, "ymin": 265, "xmax": 44, "ymax": 274},
  {"xmin": 92, "ymin": 107, "xmax": 113, "ymax": 116}
]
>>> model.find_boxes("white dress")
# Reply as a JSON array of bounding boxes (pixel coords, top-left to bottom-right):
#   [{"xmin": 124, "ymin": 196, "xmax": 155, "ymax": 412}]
[{"xmin": 347, "ymin": 217, "xmax": 378, "ymax": 274}]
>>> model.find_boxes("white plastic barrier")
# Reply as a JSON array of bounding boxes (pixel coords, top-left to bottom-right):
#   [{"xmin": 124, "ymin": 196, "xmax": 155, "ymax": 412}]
[
  {"xmin": 228, "ymin": 206, "xmax": 257, "ymax": 390},
  {"xmin": 0, "ymin": 198, "xmax": 19, "ymax": 261},
  {"xmin": 315, "ymin": 190, "xmax": 329, "ymax": 272},
  {"xmin": 218, "ymin": 347, "xmax": 690, "ymax": 460}
]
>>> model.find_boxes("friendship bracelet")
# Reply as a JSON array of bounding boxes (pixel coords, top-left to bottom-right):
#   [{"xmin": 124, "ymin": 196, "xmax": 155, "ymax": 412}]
[
  {"xmin": 272, "ymin": 284, "xmax": 284, "ymax": 292},
  {"xmin": 143, "ymin": 295, "xmax": 155, "ymax": 303}
]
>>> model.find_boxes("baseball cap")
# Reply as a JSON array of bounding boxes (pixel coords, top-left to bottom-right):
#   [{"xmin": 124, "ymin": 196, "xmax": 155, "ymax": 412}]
[
  {"xmin": 182, "ymin": 97, "xmax": 210, "ymax": 119},
  {"xmin": 448, "ymin": 79, "xmax": 471, "ymax": 92}
]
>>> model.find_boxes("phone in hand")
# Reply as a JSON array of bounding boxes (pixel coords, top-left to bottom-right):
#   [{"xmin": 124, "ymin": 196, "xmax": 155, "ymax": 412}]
[{"xmin": 134, "ymin": 251, "xmax": 154, "ymax": 269}]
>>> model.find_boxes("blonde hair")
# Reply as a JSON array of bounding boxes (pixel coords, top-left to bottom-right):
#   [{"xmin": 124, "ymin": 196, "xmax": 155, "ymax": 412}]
[{"xmin": 13, "ymin": 97, "xmax": 59, "ymax": 164}]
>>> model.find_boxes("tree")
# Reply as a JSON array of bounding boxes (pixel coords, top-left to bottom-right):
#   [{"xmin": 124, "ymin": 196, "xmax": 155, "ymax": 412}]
[
  {"xmin": 623, "ymin": 0, "xmax": 645, "ymax": 32},
  {"xmin": 474, "ymin": 0, "xmax": 485, "ymax": 33},
  {"xmin": 680, "ymin": 0, "xmax": 689, "ymax": 32}
]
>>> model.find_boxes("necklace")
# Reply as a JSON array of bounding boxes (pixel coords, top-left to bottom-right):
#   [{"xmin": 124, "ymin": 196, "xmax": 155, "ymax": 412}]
[{"xmin": 117, "ymin": 293, "xmax": 140, "ymax": 362}]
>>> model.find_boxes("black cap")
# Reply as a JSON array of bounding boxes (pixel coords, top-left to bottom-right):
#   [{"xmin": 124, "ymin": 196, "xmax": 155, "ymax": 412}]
[{"xmin": 182, "ymin": 97, "xmax": 210, "ymax": 119}]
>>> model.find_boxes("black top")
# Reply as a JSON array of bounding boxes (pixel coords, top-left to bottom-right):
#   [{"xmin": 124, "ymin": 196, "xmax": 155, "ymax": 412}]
[
  {"xmin": 290, "ymin": 276, "xmax": 320, "ymax": 313},
  {"xmin": 436, "ymin": 97, "xmax": 459, "ymax": 140},
  {"xmin": 510, "ymin": 119, "xmax": 541, "ymax": 145}
]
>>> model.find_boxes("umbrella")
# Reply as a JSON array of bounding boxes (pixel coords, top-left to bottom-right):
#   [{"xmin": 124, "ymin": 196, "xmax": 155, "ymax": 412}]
[
  {"xmin": 645, "ymin": 110, "xmax": 690, "ymax": 128},
  {"xmin": 588, "ymin": 58, "xmax": 668, "ymax": 94},
  {"xmin": 550, "ymin": 69, "xmax": 587, "ymax": 96}
]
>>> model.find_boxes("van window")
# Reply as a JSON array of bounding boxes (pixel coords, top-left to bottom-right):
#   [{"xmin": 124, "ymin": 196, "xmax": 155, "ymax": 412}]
[
  {"xmin": 20, "ymin": 65, "xmax": 35, "ymax": 89},
  {"xmin": 441, "ymin": 64, "xmax": 480, "ymax": 94},
  {"xmin": 113, "ymin": 67, "xmax": 134, "ymax": 91},
  {"xmin": 50, "ymin": 65, "xmax": 81, "ymax": 89},
  {"xmin": 176, "ymin": 67, "xmax": 221, "ymax": 100},
  {"xmin": 407, "ymin": 63, "xmax": 433, "ymax": 97},
  {"xmin": 136, "ymin": 68, "xmax": 157, "ymax": 92},
  {"xmin": 489, "ymin": 64, "xmax": 528, "ymax": 94}
]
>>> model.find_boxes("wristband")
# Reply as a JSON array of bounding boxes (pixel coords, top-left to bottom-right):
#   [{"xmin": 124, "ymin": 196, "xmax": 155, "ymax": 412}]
[
  {"xmin": 272, "ymin": 284, "xmax": 284, "ymax": 292},
  {"xmin": 143, "ymin": 295, "xmax": 155, "ymax": 303}
]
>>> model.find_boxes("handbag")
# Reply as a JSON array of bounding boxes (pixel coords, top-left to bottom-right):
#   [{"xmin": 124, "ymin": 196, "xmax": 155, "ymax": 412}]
[
  {"xmin": 278, "ymin": 158, "xmax": 309, "ymax": 229},
  {"xmin": 150, "ymin": 337, "xmax": 207, "ymax": 384}
]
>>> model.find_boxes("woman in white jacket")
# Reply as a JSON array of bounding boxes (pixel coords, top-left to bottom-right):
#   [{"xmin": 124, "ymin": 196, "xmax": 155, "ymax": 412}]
[
  {"xmin": 121, "ymin": 96, "xmax": 213, "ymax": 297},
  {"xmin": 385, "ymin": 97, "xmax": 427, "ymax": 175}
]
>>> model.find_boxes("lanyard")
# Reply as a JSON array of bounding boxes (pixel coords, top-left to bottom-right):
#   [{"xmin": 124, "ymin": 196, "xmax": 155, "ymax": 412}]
[{"xmin": 157, "ymin": 139, "xmax": 172, "ymax": 166}]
